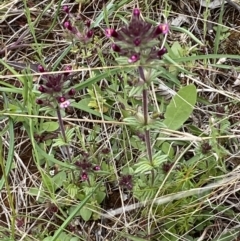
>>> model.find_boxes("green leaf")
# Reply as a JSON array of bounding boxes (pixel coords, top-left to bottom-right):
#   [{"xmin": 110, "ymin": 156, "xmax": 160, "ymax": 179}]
[
  {"xmin": 123, "ymin": 116, "xmax": 138, "ymax": 126},
  {"xmin": 134, "ymin": 162, "xmax": 153, "ymax": 174},
  {"xmin": 41, "ymin": 121, "xmax": 59, "ymax": 132},
  {"xmin": 161, "ymin": 142, "xmax": 174, "ymax": 158},
  {"xmin": 71, "ymin": 100, "xmax": 113, "ymax": 121},
  {"xmin": 79, "ymin": 206, "xmax": 92, "ymax": 221},
  {"xmin": 152, "ymin": 152, "xmax": 168, "ymax": 167},
  {"xmin": 129, "ymin": 85, "xmax": 144, "ymax": 97},
  {"xmin": 52, "ymin": 171, "xmax": 66, "ymax": 191},
  {"xmin": 96, "ymin": 191, "xmax": 106, "ymax": 204},
  {"xmin": 163, "ymin": 84, "xmax": 197, "ymax": 130},
  {"xmin": 28, "ymin": 187, "xmax": 46, "ymax": 203},
  {"xmin": 42, "ymin": 172, "xmax": 54, "ymax": 194},
  {"xmin": 171, "ymin": 41, "xmax": 183, "ymax": 58}
]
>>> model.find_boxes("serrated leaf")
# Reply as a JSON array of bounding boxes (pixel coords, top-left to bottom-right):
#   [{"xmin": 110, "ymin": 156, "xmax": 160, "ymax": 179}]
[{"xmin": 163, "ymin": 84, "xmax": 197, "ymax": 130}]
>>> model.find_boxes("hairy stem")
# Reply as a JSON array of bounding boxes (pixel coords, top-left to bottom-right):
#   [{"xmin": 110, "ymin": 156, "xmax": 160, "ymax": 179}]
[
  {"xmin": 56, "ymin": 107, "xmax": 72, "ymax": 163},
  {"xmin": 138, "ymin": 66, "xmax": 154, "ymax": 184}
]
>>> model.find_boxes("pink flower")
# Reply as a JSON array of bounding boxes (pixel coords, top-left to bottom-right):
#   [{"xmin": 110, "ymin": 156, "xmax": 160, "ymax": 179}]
[
  {"xmin": 155, "ymin": 23, "xmax": 169, "ymax": 35},
  {"xmin": 60, "ymin": 100, "xmax": 70, "ymax": 108}
]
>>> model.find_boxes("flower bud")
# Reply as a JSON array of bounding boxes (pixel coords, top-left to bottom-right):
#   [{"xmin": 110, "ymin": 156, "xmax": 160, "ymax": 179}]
[
  {"xmin": 86, "ymin": 30, "xmax": 94, "ymax": 38},
  {"xmin": 57, "ymin": 96, "xmax": 66, "ymax": 103},
  {"xmin": 36, "ymin": 99, "xmax": 43, "ymax": 105},
  {"xmin": 105, "ymin": 28, "xmax": 118, "ymax": 38},
  {"xmin": 85, "ymin": 20, "xmax": 91, "ymax": 28},
  {"xmin": 133, "ymin": 38, "xmax": 141, "ymax": 46},
  {"xmin": 38, "ymin": 85, "xmax": 46, "ymax": 93},
  {"xmin": 128, "ymin": 54, "xmax": 140, "ymax": 63},
  {"xmin": 63, "ymin": 21, "xmax": 73, "ymax": 31},
  {"xmin": 63, "ymin": 65, "xmax": 72, "ymax": 76},
  {"xmin": 155, "ymin": 23, "xmax": 169, "ymax": 35},
  {"xmin": 93, "ymin": 166, "xmax": 100, "ymax": 171},
  {"xmin": 38, "ymin": 65, "xmax": 45, "ymax": 72},
  {"xmin": 68, "ymin": 88, "xmax": 76, "ymax": 96},
  {"xmin": 102, "ymin": 147, "xmax": 110, "ymax": 154},
  {"xmin": 133, "ymin": 8, "xmax": 140, "ymax": 18},
  {"xmin": 81, "ymin": 172, "xmax": 88, "ymax": 181},
  {"xmin": 157, "ymin": 47, "xmax": 167, "ymax": 57},
  {"xmin": 111, "ymin": 44, "xmax": 121, "ymax": 52},
  {"xmin": 63, "ymin": 6, "xmax": 70, "ymax": 14}
]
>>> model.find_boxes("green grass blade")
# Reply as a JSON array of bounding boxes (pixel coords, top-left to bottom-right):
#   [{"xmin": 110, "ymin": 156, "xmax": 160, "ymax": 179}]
[
  {"xmin": 172, "ymin": 54, "xmax": 240, "ymax": 63},
  {"xmin": 73, "ymin": 67, "xmax": 130, "ymax": 91},
  {"xmin": 35, "ymin": 144, "xmax": 74, "ymax": 169},
  {"xmin": 0, "ymin": 118, "xmax": 14, "ymax": 190}
]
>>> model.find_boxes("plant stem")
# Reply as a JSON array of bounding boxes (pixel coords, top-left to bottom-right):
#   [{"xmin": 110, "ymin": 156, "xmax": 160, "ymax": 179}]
[
  {"xmin": 56, "ymin": 107, "xmax": 72, "ymax": 163},
  {"xmin": 138, "ymin": 66, "xmax": 154, "ymax": 184},
  {"xmin": 142, "ymin": 89, "xmax": 153, "ymax": 163}
]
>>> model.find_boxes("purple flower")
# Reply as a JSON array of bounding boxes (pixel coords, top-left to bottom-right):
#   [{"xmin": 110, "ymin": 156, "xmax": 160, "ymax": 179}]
[
  {"xmin": 36, "ymin": 64, "xmax": 74, "ymax": 108},
  {"xmin": 104, "ymin": 8, "xmax": 168, "ymax": 64},
  {"xmin": 75, "ymin": 159, "xmax": 92, "ymax": 170},
  {"xmin": 63, "ymin": 9, "xmax": 94, "ymax": 44}
]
